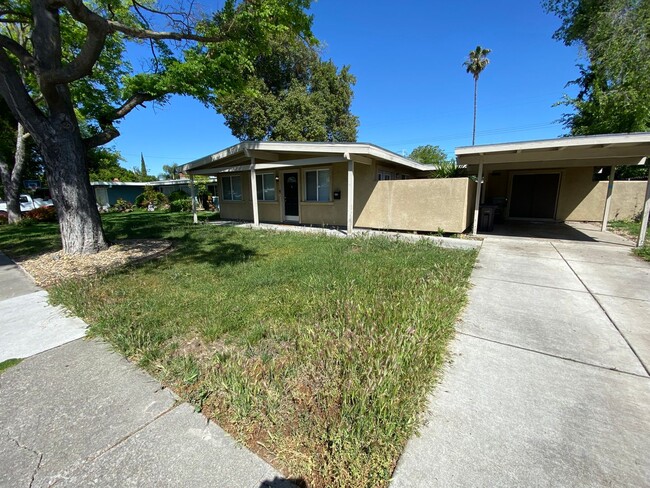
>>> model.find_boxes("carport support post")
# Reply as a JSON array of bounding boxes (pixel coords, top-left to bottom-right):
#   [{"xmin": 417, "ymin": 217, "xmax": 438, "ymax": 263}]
[
  {"xmin": 189, "ymin": 174, "xmax": 198, "ymax": 224},
  {"xmin": 250, "ymin": 158, "xmax": 259, "ymax": 226},
  {"xmin": 601, "ymin": 165, "xmax": 616, "ymax": 232},
  {"xmin": 347, "ymin": 159, "xmax": 354, "ymax": 235},
  {"xmin": 638, "ymin": 157, "xmax": 650, "ymax": 247},
  {"xmin": 472, "ymin": 163, "xmax": 483, "ymax": 235}
]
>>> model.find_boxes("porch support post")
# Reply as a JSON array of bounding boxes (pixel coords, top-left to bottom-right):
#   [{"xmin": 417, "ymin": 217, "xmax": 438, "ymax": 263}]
[
  {"xmin": 250, "ymin": 157, "xmax": 259, "ymax": 226},
  {"xmin": 189, "ymin": 174, "xmax": 198, "ymax": 224},
  {"xmin": 601, "ymin": 165, "xmax": 616, "ymax": 232},
  {"xmin": 472, "ymin": 163, "xmax": 484, "ymax": 235},
  {"xmin": 347, "ymin": 159, "xmax": 355, "ymax": 235},
  {"xmin": 638, "ymin": 157, "xmax": 650, "ymax": 247}
]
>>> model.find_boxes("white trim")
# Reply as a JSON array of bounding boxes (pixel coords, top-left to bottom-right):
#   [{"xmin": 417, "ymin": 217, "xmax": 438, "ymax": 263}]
[
  {"xmin": 601, "ymin": 166, "xmax": 616, "ymax": 232},
  {"xmin": 347, "ymin": 159, "xmax": 354, "ymax": 235},
  {"xmin": 250, "ymin": 158, "xmax": 259, "ymax": 226},
  {"xmin": 456, "ymin": 132, "xmax": 650, "ymax": 156}
]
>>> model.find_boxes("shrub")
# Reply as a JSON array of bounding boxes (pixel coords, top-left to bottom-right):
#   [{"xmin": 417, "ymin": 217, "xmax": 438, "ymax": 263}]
[
  {"xmin": 112, "ymin": 198, "xmax": 133, "ymax": 212},
  {"xmin": 24, "ymin": 206, "xmax": 57, "ymax": 222},
  {"xmin": 135, "ymin": 187, "xmax": 168, "ymax": 208},
  {"xmin": 0, "ymin": 212, "xmax": 7, "ymax": 225},
  {"xmin": 168, "ymin": 190, "xmax": 189, "ymax": 202},
  {"xmin": 169, "ymin": 197, "xmax": 193, "ymax": 212}
]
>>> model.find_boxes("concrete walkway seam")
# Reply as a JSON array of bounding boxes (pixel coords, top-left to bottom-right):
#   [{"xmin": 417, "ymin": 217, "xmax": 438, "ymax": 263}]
[{"xmin": 551, "ymin": 242, "xmax": 650, "ymax": 377}]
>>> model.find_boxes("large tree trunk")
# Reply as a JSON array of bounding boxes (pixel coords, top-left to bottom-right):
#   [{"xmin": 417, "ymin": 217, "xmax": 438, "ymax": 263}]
[
  {"xmin": 472, "ymin": 77, "xmax": 478, "ymax": 146},
  {"xmin": 40, "ymin": 125, "xmax": 108, "ymax": 254},
  {"xmin": 0, "ymin": 122, "xmax": 28, "ymax": 224},
  {"xmin": 0, "ymin": 158, "xmax": 21, "ymax": 223}
]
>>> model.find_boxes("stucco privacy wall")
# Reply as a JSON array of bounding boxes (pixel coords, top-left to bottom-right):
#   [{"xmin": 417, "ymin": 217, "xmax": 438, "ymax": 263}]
[
  {"xmin": 558, "ymin": 167, "xmax": 646, "ymax": 221},
  {"xmin": 355, "ymin": 178, "xmax": 475, "ymax": 233}
]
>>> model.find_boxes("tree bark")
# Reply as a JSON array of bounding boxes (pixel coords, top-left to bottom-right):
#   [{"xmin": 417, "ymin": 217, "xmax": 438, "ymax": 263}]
[
  {"xmin": 40, "ymin": 120, "xmax": 108, "ymax": 254},
  {"xmin": 0, "ymin": 122, "xmax": 29, "ymax": 224}
]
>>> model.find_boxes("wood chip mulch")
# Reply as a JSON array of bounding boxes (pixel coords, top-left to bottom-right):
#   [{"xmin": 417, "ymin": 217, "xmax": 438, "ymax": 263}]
[{"xmin": 17, "ymin": 239, "xmax": 172, "ymax": 287}]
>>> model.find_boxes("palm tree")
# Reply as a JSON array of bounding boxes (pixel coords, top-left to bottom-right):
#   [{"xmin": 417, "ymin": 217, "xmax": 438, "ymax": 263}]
[{"xmin": 464, "ymin": 46, "xmax": 491, "ymax": 145}]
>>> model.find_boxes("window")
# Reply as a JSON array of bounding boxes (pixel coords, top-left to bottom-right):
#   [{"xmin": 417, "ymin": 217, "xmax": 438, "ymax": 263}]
[
  {"xmin": 222, "ymin": 175, "xmax": 242, "ymax": 201},
  {"xmin": 305, "ymin": 169, "xmax": 331, "ymax": 202},
  {"xmin": 256, "ymin": 173, "xmax": 276, "ymax": 201},
  {"xmin": 378, "ymin": 171, "xmax": 394, "ymax": 181}
]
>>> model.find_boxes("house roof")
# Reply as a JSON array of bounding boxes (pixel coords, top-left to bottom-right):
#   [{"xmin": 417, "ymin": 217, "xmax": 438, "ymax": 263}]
[
  {"xmin": 91, "ymin": 178, "xmax": 216, "ymax": 187},
  {"xmin": 182, "ymin": 141, "xmax": 434, "ymax": 174},
  {"xmin": 455, "ymin": 132, "xmax": 650, "ymax": 169}
]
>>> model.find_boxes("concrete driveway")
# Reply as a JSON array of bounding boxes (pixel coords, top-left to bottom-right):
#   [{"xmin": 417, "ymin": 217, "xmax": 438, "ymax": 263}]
[{"xmin": 392, "ymin": 233, "xmax": 650, "ymax": 487}]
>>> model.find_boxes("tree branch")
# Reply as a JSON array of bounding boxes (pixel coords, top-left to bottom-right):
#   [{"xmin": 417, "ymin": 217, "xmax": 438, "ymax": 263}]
[
  {"xmin": 0, "ymin": 34, "xmax": 37, "ymax": 72},
  {"xmin": 106, "ymin": 19, "xmax": 225, "ymax": 43},
  {"xmin": 39, "ymin": 0, "xmax": 109, "ymax": 85},
  {"xmin": 84, "ymin": 92, "xmax": 156, "ymax": 148},
  {"xmin": 0, "ymin": 49, "xmax": 51, "ymax": 145}
]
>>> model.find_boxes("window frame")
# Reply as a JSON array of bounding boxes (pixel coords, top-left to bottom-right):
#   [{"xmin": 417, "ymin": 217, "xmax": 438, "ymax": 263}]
[
  {"xmin": 221, "ymin": 175, "xmax": 243, "ymax": 201},
  {"xmin": 256, "ymin": 173, "xmax": 277, "ymax": 202},
  {"xmin": 303, "ymin": 167, "xmax": 332, "ymax": 203}
]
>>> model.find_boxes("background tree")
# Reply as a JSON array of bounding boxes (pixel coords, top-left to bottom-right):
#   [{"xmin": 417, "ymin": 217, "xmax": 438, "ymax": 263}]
[
  {"xmin": 463, "ymin": 45, "xmax": 491, "ymax": 145},
  {"xmin": 0, "ymin": 0, "xmax": 315, "ymax": 254},
  {"xmin": 545, "ymin": 0, "xmax": 649, "ymax": 179},
  {"xmin": 140, "ymin": 152, "xmax": 147, "ymax": 178},
  {"xmin": 217, "ymin": 35, "xmax": 358, "ymax": 141},
  {"xmin": 545, "ymin": 0, "xmax": 650, "ymax": 134},
  {"xmin": 408, "ymin": 145, "xmax": 450, "ymax": 165},
  {"xmin": 160, "ymin": 163, "xmax": 181, "ymax": 180},
  {"xmin": 408, "ymin": 144, "xmax": 462, "ymax": 178}
]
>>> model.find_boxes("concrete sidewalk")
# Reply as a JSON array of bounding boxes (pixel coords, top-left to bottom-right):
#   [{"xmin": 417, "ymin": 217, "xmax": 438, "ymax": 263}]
[
  {"xmin": 392, "ymin": 236, "xmax": 650, "ymax": 487},
  {"xmin": 0, "ymin": 252, "xmax": 293, "ymax": 487}
]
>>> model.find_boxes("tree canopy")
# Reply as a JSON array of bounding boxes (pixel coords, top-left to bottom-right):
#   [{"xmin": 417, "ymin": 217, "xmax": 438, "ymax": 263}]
[
  {"xmin": 545, "ymin": 0, "xmax": 650, "ymax": 135},
  {"xmin": 408, "ymin": 145, "xmax": 451, "ymax": 165},
  {"xmin": 217, "ymin": 35, "xmax": 358, "ymax": 142},
  {"xmin": 0, "ymin": 0, "xmax": 316, "ymax": 253}
]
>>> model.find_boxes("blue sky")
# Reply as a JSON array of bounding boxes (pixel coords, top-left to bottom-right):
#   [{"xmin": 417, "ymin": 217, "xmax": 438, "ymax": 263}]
[{"xmin": 113, "ymin": 1, "xmax": 581, "ymax": 177}]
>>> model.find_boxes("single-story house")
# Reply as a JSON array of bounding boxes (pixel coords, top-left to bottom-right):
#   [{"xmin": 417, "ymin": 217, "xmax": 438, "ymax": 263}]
[
  {"xmin": 182, "ymin": 134, "xmax": 650, "ymax": 246},
  {"xmin": 181, "ymin": 141, "xmax": 481, "ymax": 234},
  {"xmin": 91, "ymin": 178, "xmax": 218, "ymax": 208}
]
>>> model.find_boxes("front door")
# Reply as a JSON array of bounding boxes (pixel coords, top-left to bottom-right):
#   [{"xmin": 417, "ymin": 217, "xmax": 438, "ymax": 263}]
[
  {"xmin": 283, "ymin": 172, "xmax": 299, "ymax": 221},
  {"xmin": 509, "ymin": 173, "xmax": 560, "ymax": 219}
]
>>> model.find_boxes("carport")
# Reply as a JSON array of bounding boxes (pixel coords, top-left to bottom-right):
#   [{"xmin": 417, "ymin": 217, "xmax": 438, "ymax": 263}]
[{"xmin": 455, "ymin": 133, "xmax": 650, "ymax": 246}]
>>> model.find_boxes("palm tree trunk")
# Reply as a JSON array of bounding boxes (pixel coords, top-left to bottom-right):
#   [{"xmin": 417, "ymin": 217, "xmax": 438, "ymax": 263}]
[{"xmin": 472, "ymin": 77, "xmax": 478, "ymax": 145}]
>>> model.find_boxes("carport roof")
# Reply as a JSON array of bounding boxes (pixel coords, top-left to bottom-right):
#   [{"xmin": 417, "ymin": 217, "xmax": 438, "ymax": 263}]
[{"xmin": 455, "ymin": 132, "xmax": 650, "ymax": 168}]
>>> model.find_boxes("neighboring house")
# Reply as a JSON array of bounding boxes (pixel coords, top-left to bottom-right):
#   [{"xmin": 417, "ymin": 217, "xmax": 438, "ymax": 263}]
[
  {"xmin": 91, "ymin": 178, "xmax": 218, "ymax": 208},
  {"xmin": 181, "ymin": 135, "xmax": 650, "ymax": 242}
]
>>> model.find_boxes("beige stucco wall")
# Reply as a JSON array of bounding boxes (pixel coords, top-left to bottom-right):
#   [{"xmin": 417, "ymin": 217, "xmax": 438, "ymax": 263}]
[
  {"xmin": 483, "ymin": 166, "xmax": 647, "ymax": 221},
  {"xmin": 355, "ymin": 178, "xmax": 474, "ymax": 233}
]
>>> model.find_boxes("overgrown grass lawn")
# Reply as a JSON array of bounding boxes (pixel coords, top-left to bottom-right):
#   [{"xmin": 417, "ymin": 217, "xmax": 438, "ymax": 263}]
[
  {"xmin": 3, "ymin": 213, "xmax": 476, "ymax": 487},
  {"xmin": 609, "ymin": 219, "xmax": 650, "ymax": 261}
]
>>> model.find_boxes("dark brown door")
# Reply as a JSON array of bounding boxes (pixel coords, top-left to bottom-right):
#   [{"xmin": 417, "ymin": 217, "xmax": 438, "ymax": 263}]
[
  {"xmin": 283, "ymin": 172, "xmax": 299, "ymax": 220},
  {"xmin": 510, "ymin": 173, "xmax": 560, "ymax": 219}
]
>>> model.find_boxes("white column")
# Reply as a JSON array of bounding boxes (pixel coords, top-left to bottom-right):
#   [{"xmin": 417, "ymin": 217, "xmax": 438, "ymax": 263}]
[
  {"xmin": 189, "ymin": 174, "xmax": 198, "ymax": 224},
  {"xmin": 347, "ymin": 159, "xmax": 354, "ymax": 235},
  {"xmin": 472, "ymin": 163, "xmax": 483, "ymax": 235},
  {"xmin": 601, "ymin": 165, "xmax": 616, "ymax": 232},
  {"xmin": 250, "ymin": 157, "xmax": 259, "ymax": 226},
  {"xmin": 638, "ymin": 157, "xmax": 650, "ymax": 247}
]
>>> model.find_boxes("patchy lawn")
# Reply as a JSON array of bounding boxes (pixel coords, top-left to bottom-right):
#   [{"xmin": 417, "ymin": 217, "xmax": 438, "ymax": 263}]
[
  {"xmin": 2, "ymin": 213, "xmax": 477, "ymax": 487},
  {"xmin": 0, "ymin": 358, "xmax": 22, "ymax": 375},
  {"xmin": 609, "ymin": 219, "xmax": 650, "ymax": 262}
]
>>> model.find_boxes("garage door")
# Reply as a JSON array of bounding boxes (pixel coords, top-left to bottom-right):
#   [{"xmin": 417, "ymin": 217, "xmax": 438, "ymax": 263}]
[{"xmin": 509, "ymin": 173, "xmax": 560, "ymax": 219}]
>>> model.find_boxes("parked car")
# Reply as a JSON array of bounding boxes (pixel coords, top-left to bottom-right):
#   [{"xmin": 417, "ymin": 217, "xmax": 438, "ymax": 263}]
[{"xmin": 0, "ymin": 194, "xmax": 54, "ymax": 213}]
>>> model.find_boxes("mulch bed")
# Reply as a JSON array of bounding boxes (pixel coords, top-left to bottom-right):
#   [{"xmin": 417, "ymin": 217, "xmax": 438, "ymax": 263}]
[{"xmin": 17, "ymin": 239, "xmax": 172, "ymax": 287}]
